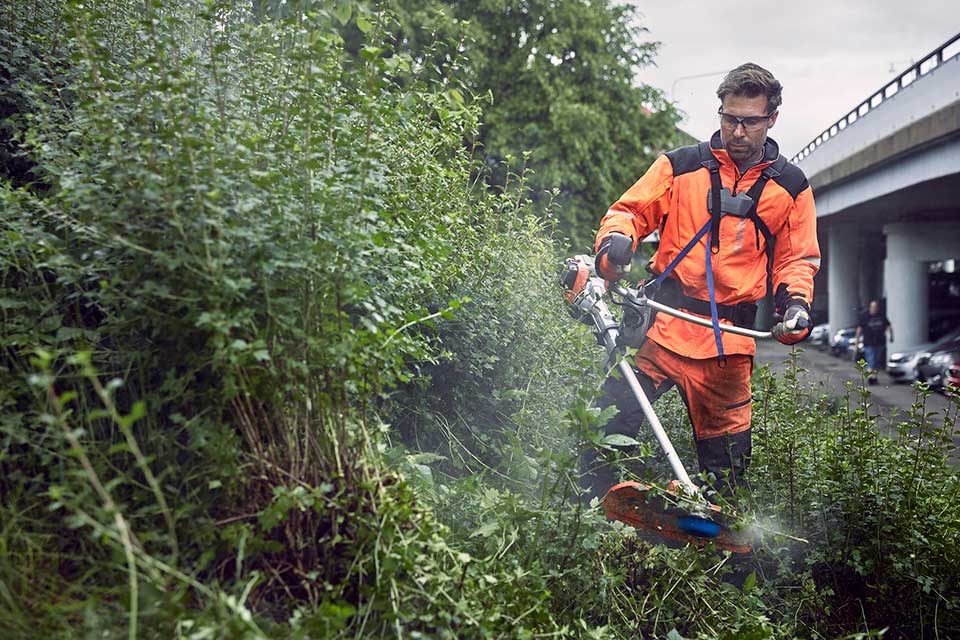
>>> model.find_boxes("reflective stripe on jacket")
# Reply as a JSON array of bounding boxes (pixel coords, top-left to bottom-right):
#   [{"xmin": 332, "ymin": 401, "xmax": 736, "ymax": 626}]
[{"xmin": 595, "ymin": 132, "xmax": 820, "ymax": 359}]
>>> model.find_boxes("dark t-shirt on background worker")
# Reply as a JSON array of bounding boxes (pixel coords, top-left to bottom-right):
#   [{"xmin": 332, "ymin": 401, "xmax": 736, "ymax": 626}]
[{"xmin": 855, "ymin": 300, "xmax": 893, "ymax": 385}]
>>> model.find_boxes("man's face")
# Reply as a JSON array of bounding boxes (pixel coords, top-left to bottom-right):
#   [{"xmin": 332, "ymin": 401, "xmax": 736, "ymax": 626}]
[
  {"xmin": 869, "ymin": 301, "xmax": 879, "ymax": 314},
  {"xmin": 718, "ymin": 93, "xmax": 778, "ymax": 165}
]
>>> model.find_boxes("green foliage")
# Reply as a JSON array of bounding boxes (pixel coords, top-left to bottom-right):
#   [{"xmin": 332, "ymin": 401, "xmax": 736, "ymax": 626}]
[
  {"xmin": 381, "ymin": 0, "xmax": 687, "ymax": 250},
  {"xmin": 3, "ymin": 1, "xmax": 959, "ymax": 639},
  {"xmin": 750, "ymin": 355, "xmax": 960, "ymax": 639},
  {"xmin": 2, "ymin": 0, "xmax": 613, "ymax": 636},
  {"xmin": 0, "ymin": 0, "xmax": 533, "ymax": 634}
]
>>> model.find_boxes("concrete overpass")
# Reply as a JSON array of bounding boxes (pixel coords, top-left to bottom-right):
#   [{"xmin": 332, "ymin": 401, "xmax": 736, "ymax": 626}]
[{"xmin": 793, "ymin": 32, "xmax": 960, "ymax": 353}]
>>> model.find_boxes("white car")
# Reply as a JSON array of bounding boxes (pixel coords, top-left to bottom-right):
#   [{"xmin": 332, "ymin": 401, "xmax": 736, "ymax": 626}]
[
  {"xmin": 887, "ymin": 345, "xmax": 931, "ymax": 383},
  {"xmin": 809, "ymin": 324, "xmax": 830, "ymax": 347},
  {"xmin": 830, "ymin": 328, "xmax": 863, "ymax": 358},
  {"xmin": 887, "ymin": 327, "xmax": 960, "ymax": 384}
]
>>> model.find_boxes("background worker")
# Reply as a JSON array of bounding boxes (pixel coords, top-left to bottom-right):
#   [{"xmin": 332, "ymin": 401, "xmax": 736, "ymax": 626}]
[
  {"xmin": 855, "ymin": 300, "xmax": 893, "ymax": 385},
  {"xmin": 584, "ymin": 63, "xmax": 820, "ymax": 500}
]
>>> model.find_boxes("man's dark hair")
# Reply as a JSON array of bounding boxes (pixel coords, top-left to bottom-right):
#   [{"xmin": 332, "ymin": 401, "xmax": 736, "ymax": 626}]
[{"xmin": 717, "ymin": 63, "xmax": 783, "ymax": 114}]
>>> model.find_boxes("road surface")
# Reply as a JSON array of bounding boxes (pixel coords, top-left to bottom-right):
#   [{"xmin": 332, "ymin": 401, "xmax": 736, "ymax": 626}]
[{"xmin": 755, "ymin": 340, "xmax": 958, "ymax": 446}]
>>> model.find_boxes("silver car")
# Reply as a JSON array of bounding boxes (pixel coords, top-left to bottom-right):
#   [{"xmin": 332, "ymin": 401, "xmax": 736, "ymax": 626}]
[
  {"xmin": 887, "ymin": 345, "xmax": 931, "ymax": 383},
  {"xmin": 830, "ymin": 328, "xmax": 863, "ymax": 359},
  {"xmin": 809, "ymin": 323, "xmax": 831, "ymax": 347},
  {"xmin": 887, "ymin": 327, "xmax": 960, "ymax": 384}
]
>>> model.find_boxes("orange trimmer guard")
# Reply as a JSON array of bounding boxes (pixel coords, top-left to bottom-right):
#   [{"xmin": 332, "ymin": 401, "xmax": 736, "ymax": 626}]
[{"xmin": 602, "ymin": 481, "xmax": 753, "ymax": 554}]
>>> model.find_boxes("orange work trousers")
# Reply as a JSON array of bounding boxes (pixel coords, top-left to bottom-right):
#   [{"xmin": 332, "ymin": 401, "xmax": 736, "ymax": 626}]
[{"xmin": 583, "ymin": 339, "xmax": 753, "ymax": 499}]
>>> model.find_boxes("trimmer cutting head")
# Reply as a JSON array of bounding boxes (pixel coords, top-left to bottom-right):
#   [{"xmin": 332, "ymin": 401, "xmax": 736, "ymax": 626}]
[{"xmin": 602, "ymin": 481, "xmax": 753, "ymax": 554}]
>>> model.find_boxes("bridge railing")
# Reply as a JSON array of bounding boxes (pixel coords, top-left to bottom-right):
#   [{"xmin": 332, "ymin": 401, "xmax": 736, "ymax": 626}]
[{"xmin": 791, "ymin": 31, "xmax": 960, "ymax": 164}]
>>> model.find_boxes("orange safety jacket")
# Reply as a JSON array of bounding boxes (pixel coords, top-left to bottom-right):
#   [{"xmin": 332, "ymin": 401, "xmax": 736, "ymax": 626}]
[{"xmin": 595, "ymin": 133, "xmax": 820, "ymax": 359}]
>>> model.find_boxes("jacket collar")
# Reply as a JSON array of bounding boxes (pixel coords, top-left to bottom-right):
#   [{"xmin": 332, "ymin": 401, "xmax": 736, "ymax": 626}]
[{"xmin": 708, "ymin": 130, "xmax": 780, "ymax": 170}]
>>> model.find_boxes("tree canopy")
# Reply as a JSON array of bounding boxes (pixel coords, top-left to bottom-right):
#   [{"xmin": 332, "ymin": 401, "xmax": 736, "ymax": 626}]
[{"xmin": 381, "ymin": 0, "xmax": 687, "ymax": 249}]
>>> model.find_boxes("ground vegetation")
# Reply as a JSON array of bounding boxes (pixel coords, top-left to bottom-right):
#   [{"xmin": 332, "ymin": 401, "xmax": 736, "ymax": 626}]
[{"xmin": 1, "ymin": 2, "xmax": 958, "ymax": 638}]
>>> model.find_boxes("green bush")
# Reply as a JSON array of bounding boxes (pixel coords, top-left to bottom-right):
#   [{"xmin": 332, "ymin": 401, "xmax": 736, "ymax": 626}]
[
  {"xmin": 3, "ymin": 1, "xmax": 959, "ymax": 639},
  {"xmin": 1, "ymin": 1, "xmax": 620, "ymax": 636},
  {"xmin": 0, "ymin": 0, "xmax": 522, "ymax": 634},
  {"xmin": 750, "ymin": 357, "xmax": 960, "ymax": 639}
]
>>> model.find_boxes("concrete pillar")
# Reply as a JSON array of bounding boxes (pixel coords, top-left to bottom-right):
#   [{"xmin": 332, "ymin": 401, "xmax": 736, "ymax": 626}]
[
  {"xmin": 859, "ymin": 232, "xmax": 884, "ymax": 305},
  {"xmin": 828, "ymin": 226, "xmax": 860, "ymax": 331},
  {"xmin": 884, "ymin": 258, "xmax": 928, "ymax": 353},
  {"xmin": 884, "ymin": 223, "xmax": 930, "ymax": 353}
]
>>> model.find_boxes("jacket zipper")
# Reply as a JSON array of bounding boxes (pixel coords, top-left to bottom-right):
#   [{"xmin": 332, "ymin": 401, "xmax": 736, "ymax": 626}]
[
  {"xmin": 731, "ymin": 161, "xmax": 767, "ymax": 195},
  {"xmin": 731, "ymin": 166, "xmax": 751, "ymax": 195}
]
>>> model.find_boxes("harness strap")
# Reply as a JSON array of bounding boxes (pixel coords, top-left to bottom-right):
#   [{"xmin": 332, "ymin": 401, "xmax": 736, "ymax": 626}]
[
  {"xmin": 704, "ymin": 231, "xmax": 725, "ymax": 364},
  {"xmin": 646, "ymin": 216, "xmax": 727, "ymax": 362},
  {"xmin": 741, "ymin": 155, "xmax": 787, "ymax": 296},
  {"xmin": 650, "ymin": 218, "xmax": 712, "ymax": 290},
  {"xmin": 698, "ymin": 141, "xmax": 723, "ymax": 256}
]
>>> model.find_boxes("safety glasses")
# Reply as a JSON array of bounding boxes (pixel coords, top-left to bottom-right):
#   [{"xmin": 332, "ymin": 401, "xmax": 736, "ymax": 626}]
[{"xmin": 718, "ymin": 109, "xmax": 773, "ymax": 132}]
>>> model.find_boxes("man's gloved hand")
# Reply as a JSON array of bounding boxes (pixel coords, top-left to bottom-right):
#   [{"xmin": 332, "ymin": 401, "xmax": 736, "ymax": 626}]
[
  {"xmin": 772, "ymin": 300, "xmax": 811, "ymax": 345},
  {"xmin": 772, "ymin": 284, "xmax": 812, "ymax": 345},
  {"xmin": 595, "ymin": 232, "xmax": 634, "ymax": 281}
]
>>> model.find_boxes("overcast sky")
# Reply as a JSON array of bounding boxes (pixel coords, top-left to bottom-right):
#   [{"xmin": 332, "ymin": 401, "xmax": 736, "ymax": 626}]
[{"xmin": 630, "ymin": 1, "xmax": 960, "ymax": 158}]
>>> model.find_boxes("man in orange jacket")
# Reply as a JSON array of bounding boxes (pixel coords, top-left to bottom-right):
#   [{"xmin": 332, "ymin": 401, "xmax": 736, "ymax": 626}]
[{"xmin": 587, "ymin": 63, "xmax": 820, "ymax": 499}]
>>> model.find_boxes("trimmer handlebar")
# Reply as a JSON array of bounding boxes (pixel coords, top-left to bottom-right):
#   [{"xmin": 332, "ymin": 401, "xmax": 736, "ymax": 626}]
[{"xmin": 609, "ymin": 285, "xmax": 773, "ymax": 340}]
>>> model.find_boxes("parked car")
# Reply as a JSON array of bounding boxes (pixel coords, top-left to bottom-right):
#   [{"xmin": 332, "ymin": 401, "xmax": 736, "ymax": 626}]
[
  {"xmin": 888, "ymin": 327, "xmax": 960, "ymax": 384},
  {"xmin": 945, "ymin": 362, "xmax": 960, "ymax": 394},
  {"xmin": 917, "ymin": 329, "xmax": 960, "ymax": 389},
  {"xmin": 830, "ymin": 328, "xmax": 853, "ymax": 355},
  {"xmin": 887, "ymin": 344, "xmax": 932, "ymax": 383},
  {"xmin": 918, "ymin": 347, "xmax": 960, "ymax": 389},
  {"xmin": 809, "ymin": 324, "xmax": 831, "ymax": 347},
  {"xmin": 830, "ymin": 328, "xmax": 863, "ymax": 360},
  {"xmin": 916, "ymin": 329, "xmax": 960, "ymax": 388},
  {"xmin": 934, "ymin": 350, "xmax": 960, "ymax": 393}
]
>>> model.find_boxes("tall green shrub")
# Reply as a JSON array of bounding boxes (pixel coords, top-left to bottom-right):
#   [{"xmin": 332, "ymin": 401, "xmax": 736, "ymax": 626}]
[{"xmin": 0, "ymin": 0, "xmax": 551, "ymax": 633}]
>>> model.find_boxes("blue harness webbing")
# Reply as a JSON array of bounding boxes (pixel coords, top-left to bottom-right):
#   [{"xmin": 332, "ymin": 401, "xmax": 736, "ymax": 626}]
[
  {"xmin": 647, "ymin": 217, "xmax": 726, "ymax": 364},
  {"xmin": 703, "ymin": 230, "xmax": 725, "ymax": 365},
  {"xmin": 646, "ymin": 141, "xmax": 730, "ymax": 364}
]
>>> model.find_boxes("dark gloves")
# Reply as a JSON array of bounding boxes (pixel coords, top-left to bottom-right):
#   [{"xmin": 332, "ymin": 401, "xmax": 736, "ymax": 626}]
[
  {"xmin": 772, "ymin": 284, "xmax": 811, "ymax": 345},
  {"xmin": 595, "ymin": 232, "xmax": 634, "ymax": 281}
]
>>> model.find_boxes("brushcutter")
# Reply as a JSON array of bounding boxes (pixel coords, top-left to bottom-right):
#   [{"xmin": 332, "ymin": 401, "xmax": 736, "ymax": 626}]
[{"xmin": 561, "ymin": 255, "xmax": 773, "ymax": 554}]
